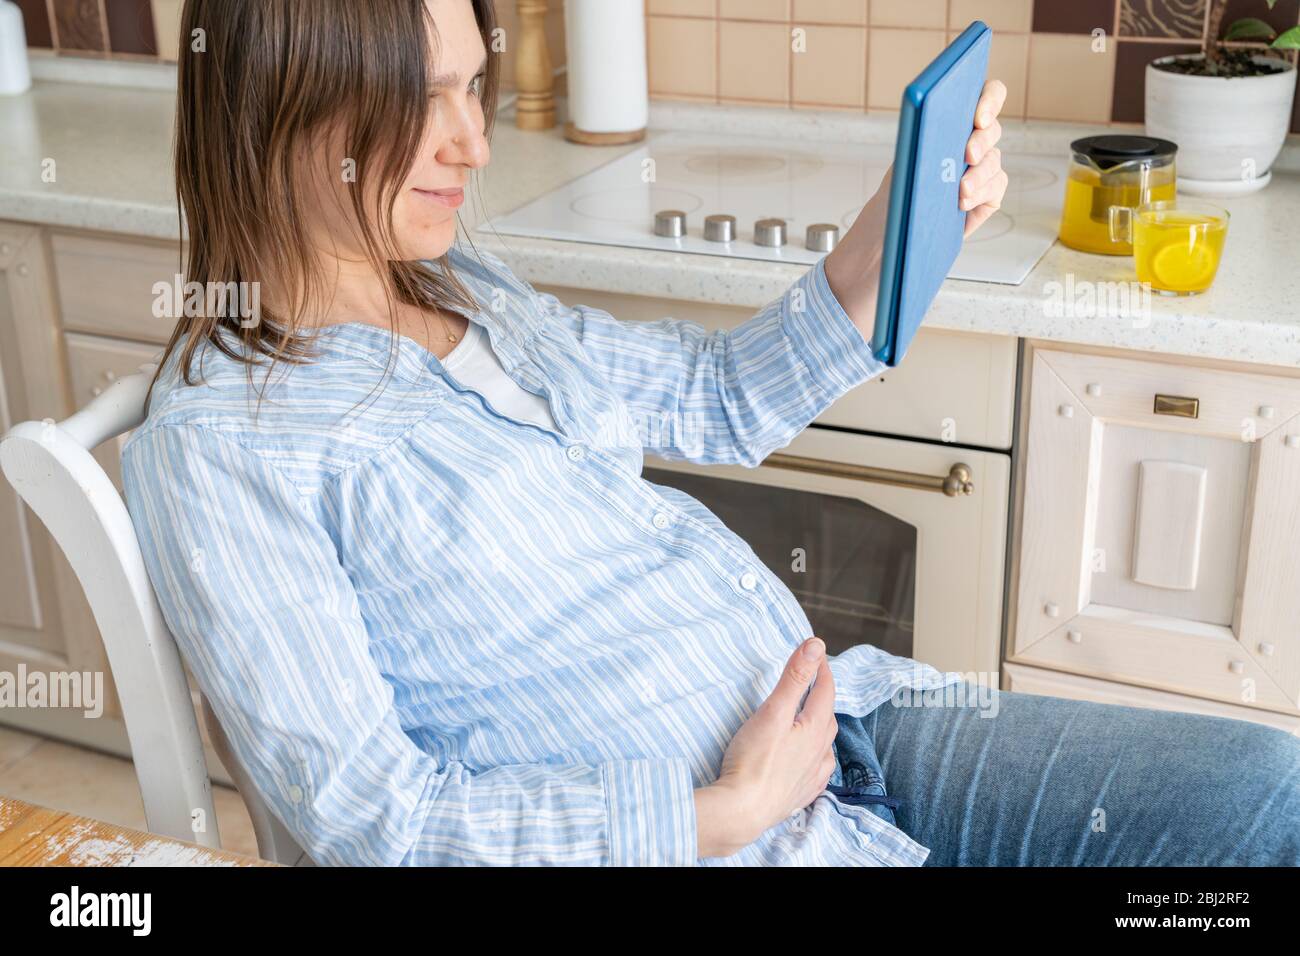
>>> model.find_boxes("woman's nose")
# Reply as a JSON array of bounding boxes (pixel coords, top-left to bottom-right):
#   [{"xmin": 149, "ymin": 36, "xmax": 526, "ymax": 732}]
[{"xmin": 440, "ymin": 113, "xmax": 490, "ymax": 170}]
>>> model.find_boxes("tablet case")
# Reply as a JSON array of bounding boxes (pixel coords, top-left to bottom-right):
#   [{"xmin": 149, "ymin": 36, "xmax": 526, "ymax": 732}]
[{"xmin": 871, "ymin": 21, "xmax": 991, "ymax": 367}]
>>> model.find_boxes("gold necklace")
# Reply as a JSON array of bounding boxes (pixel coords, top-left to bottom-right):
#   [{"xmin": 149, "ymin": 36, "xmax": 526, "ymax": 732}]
[{"xmin": 429, "ymin": 309, "xmax": 459, "ymax": 344}]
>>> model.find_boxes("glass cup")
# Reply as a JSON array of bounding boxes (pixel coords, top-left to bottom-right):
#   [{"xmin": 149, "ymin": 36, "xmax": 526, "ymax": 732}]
[{"xmin": 1110, "ymin": 199, "xmax": 1230, "ymax": 296}]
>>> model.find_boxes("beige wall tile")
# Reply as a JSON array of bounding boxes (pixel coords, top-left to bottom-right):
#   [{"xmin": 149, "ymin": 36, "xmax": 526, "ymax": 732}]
[
  {"xmin": 719, "ymin": 20, "xmax": 791, "ymax": 103},
  {"xmin": 149, "ymin": 0, "xmax": 182, "ymax": 61},
  {"xmin": 1026, "ymin": 32, "xmax": 1116, "ymax": 123},
  {"xmin": 647, "ymin": 0, "xmax": 717, "ymax": 15},
  {"xmin": 648, "ymin": 16, "xmax": 718, "ymax": 99},
  {"xmin": 948, "ymin": 0, "xmax": 1034, "ymax": 33},
  {"xmin": 793, "ymin": 0, "xmax": 868, "ymax": 25},
  {"xmin": 792, "ymin": 24, "xmax": 866, "ymax": 107},
  {"xmin": 867, "ymin": 28, "xmax": 946, "ymax": 109},
  {"xmin": 985, "ymin": 30, "xmax": 1029, "ymax": 118},
  {"xmin": 870, "ymin": 0, "xmax": 947, "ymax": 29},
  {"xmin": 720, "ymin": 0, "xmax": 790, "ymax": 20}
]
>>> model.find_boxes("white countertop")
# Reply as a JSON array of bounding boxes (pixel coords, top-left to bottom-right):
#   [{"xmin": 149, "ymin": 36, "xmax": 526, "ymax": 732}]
[{"xmin": 2, "ymin": 80, "xmax": 1298, "ymax": 370}]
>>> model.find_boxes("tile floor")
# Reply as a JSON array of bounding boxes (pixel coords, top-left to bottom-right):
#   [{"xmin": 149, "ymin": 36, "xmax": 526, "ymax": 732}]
[{"xmin": 0, "ymin": 725, "xmax": 260, "ymax": 860}]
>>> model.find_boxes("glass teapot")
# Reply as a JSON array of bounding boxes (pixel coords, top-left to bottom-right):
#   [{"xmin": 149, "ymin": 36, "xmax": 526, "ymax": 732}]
[{"xmin": 1058, "ymin": 135, "xmax": 1178, "ymax": 256}]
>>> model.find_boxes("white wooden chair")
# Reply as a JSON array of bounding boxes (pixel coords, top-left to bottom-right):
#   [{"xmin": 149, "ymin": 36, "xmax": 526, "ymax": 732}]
[{"xmin": 0, "ymin": 364, "xmax": 312, "ymax": 866}]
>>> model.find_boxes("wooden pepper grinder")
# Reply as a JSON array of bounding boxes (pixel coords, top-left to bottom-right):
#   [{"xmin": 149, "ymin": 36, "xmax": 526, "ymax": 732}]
[{"xmin": 513, "ymin": 0, "xmax": 556, "ymax": 131}]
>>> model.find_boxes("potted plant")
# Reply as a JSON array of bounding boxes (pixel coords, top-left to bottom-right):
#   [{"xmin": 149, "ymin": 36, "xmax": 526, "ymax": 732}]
[{"xmin": 1144, "ymin": 0, "xmax": 1299, "ymax": 195}]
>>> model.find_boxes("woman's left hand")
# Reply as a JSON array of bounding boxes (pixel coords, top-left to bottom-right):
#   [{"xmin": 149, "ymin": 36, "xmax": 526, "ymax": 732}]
[
  {"xmin": 961, "ymin": 79, "xmax": 1009, "ymax": 236},
  {"xmin": 823, "ymin": 78, "xmax": 1010, "ymax": 333}
]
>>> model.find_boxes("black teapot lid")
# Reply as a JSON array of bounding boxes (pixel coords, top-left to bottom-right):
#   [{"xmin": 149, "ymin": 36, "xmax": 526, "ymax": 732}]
[{"xmin": 1071, "ymin": 134, "xmax": 1178, "ymax": 169}]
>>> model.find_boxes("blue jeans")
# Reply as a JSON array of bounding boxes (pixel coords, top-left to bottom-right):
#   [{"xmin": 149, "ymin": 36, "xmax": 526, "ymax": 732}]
[{"xmin": 831, "ymin": 682, "xmax": 1300, "ymax": 866}]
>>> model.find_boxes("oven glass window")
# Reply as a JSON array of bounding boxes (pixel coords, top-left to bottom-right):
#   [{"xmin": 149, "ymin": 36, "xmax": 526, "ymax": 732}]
[{"xmin": 643, "ymin": 467, "xmax": 916, "ymax": 659}]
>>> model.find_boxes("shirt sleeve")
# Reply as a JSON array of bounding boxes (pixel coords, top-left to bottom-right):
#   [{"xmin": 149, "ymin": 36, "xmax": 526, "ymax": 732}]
[
  {"xmin": 121, "ymin": 422, "xmax": 698, "ymax": 866},
  {"xmin": 517, "ymin": 252, "xmax": 886, "ymax": 467}
]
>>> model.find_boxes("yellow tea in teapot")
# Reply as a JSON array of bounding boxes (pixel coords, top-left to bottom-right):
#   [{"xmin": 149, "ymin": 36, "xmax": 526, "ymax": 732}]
[
  {"xmin": 1059, "ymin": 166, "xmax": 1176, "ymax": 255},
  {"xmin": 1058, "ymin": 135, "xmax": 1178, "ymax": 255}
]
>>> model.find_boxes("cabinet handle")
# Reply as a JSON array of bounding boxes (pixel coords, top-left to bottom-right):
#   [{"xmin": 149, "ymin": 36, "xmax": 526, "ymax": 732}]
[
  {"xmin": 761, "ymin": 453, "xmax": 975, "ymax": 497},
  {"xmin": 1153, "ymin": 394, "xmax": 1199, "ymax": 419}
]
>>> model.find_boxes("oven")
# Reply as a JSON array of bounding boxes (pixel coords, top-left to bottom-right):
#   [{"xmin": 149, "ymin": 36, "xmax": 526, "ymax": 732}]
[{"xmin": 644, "ymin": 422, "xmax": 1009, "ymax": 676}]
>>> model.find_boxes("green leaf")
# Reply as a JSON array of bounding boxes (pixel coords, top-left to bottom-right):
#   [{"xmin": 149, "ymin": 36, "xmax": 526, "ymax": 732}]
[
  {"xmin": 1224, "ymin": 17, "xmax": 1276, "ymax": 41},
  {"xmin": 1273, "ymin": 25, "xmax": 1300, "ymax": 49}
]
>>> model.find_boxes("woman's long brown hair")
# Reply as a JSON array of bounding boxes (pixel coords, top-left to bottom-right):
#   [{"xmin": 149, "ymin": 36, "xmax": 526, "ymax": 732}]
[{"xmin": 148, "ymin": 0, "xmax": 500, "ymax": 413}]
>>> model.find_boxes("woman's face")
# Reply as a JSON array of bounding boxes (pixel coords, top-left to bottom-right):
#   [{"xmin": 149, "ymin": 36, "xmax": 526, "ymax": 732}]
[{"xmin": 310, "ymin": 0, "xmax": 491, "ymax": 267}]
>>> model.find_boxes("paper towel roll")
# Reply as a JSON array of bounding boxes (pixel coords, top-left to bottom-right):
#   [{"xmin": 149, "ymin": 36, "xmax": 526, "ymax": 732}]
[
  {"xmin": 0, "ymin": 0, "xmax": 33, "ymax": 96},
  {"xmin": 563, "ymin": 0, "xmax": 647, "ymax": 144}
]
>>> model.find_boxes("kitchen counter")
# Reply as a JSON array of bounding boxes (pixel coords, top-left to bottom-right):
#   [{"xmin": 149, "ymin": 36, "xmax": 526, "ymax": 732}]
[{"xmin": 2, "ymin": 80, "xmax": 1299, "ymax": 369}]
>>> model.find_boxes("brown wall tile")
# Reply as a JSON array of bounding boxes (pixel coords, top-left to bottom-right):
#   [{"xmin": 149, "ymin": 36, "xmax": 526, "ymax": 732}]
[
  {"xmin": 1032, "ymin": 0, "xmax": 1117, "ymax": 35},
  {"xmin": 1292, "ymin": 71, "xmax": 1300, "ymax": 132},
  {"xmin": 105, "ymin": 0, "xmax": 156, "ymax": 55},
  {"xmin": 1119, "ymin": 0, "xmax": 1207, "ymax": 39},
  {"xmin": 1219, "ymin": 0, "xmax": 1299, "ymax": 39},
  {"xmin": 1111, "ymin": 38, "xmax": 1201, "ymax": 122},
  {"xmin": 16, "ymin": 0, "xmax": 53, "ymax": 47},
  {"xmin": 52, "ymin": 0, "xmax": 106, "ymax": 52}
]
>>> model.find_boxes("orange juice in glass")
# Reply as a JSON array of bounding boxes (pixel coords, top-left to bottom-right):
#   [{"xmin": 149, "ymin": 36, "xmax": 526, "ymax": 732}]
[{"xmin": 1111, "ymin": 199, "xmax": 1230, "ymax": 296}]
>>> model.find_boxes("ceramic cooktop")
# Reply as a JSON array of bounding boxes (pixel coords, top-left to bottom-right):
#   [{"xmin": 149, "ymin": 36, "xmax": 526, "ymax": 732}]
[{"xmin": 479, "ymin": 129, "xmax": 1065, "ymax": 285}]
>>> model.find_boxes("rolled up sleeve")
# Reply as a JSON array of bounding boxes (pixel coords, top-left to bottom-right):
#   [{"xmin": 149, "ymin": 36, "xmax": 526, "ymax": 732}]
[{"xmin": 516, "ymin": 252, "xmax": 886, "ymax": 467}]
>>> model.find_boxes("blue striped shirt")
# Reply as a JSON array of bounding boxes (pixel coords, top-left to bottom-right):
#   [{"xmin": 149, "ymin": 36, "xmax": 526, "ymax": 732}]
[{"xmin": 121, "ymin": 245, "xmax": 962, "ymax": 866}]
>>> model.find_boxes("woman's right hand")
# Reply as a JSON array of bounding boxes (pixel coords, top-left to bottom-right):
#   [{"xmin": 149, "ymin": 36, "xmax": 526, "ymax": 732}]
[{"xmin": 694, "ymin": 637, "xmax": 838, "ymax": 858}]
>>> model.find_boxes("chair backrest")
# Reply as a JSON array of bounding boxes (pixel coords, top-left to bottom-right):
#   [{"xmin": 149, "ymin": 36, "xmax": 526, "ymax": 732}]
[{"xmin": 0, "ymin": 364, "xmax": 310, "ymax": 866}]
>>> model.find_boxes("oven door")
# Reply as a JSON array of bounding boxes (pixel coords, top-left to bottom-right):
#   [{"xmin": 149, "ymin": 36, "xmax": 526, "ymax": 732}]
[{"xmin": 644, "ymin": 426, "xmax": 1009, "ymax": 676}]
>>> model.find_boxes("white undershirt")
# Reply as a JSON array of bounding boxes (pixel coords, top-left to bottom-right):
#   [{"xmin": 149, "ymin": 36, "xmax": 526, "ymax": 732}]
[{"xmin": 440, "ymin": 318, "xmax": 557, "ymax": 431}]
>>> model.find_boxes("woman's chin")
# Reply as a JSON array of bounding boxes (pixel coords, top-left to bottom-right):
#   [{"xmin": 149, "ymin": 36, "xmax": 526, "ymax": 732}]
[{"xmin": 399, "ymin": 227, "xmax": 456, "ymax": 262}]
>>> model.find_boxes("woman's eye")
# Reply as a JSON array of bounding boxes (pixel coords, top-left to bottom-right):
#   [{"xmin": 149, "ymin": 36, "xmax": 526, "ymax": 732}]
[{"xmin": 469, "ymin": 73, "xmax": 485, "ymax": 97}]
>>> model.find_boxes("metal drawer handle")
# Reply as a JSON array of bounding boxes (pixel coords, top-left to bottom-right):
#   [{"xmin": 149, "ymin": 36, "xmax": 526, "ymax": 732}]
[
  {"xmin": 761, "ymin": 453, "xmax": 974, "ymax": 497},
  {"xmin": 1153, "ymin": 394, "xmax": 1199, "ymax": 419}
]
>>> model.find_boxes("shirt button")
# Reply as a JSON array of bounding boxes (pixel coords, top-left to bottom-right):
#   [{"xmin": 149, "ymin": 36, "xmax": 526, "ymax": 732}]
[
  {"xmin": 288, "ymin": 785, "xmax": 304, "ymax": 804},
  {"xmin": 739, "ymin": 571, "xmax": 758, "ymax": 591},
  {"xmin": 652, "ymin": 511, "xmax": 671, "ymax": 530},
  {"xmin": 566, "ymin": 445, "xmax": 586, "ymax": 462}
]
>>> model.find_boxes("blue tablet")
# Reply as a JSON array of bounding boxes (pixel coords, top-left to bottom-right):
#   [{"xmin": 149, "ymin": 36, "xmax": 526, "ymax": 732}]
[{"xmin": 871, "ymin": 21, "xmax": 991, "ymax": 367}]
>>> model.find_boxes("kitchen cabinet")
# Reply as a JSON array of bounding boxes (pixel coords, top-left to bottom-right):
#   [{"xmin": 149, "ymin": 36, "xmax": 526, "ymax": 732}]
[
  {"xmin": 1002, "ymin": 663, "xmax": 1300, "ymax": 736},
  {"xmin": 0, "ymin": 223, "xmax": 122, "ymax": 731},
  {"xmin": 0, "ymin": 224, "xmax": 231, "ymax": 781},
  {"xmin": 1010, "ymin": 342, "xmax": 1300, "ymax": 724}
]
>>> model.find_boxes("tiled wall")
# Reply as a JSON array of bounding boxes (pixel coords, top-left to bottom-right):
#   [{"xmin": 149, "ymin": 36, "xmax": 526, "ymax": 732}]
[
  {"xmin": 16, "ymin": 0, "xmax": 1300, "ymax": 134},
  {"xmin": 15, "ymin": 0, "xmax": 570, "ymax": 94},
  {"xmin": 646, "ymin": 0, "xmax": 1300, "ymax": 133}
]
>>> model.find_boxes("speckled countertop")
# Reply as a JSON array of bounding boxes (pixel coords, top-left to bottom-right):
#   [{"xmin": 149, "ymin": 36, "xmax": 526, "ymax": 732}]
[{"xmin": 2, "ymin": 80, "xmax": 1298, "ymax": 369}]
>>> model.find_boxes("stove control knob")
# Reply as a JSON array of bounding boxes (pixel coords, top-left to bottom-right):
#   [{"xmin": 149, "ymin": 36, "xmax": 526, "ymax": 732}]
[
  {"xmin": 703, "ymin": 214, "xmax": 736, "ymax": 242},
  {"xmin": 654, "ymin": 210, "xmax": 687, "ymax": 238},
  {"xmin": 754, "ymin": 217, "xmax": 787, "ymax": 248},
  {"xmin": 805, "ymin": 223, "xmax": 839, "ymax": 252}
]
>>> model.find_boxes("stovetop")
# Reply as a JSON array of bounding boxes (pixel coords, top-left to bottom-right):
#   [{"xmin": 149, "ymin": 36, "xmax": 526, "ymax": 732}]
[{"xmin": 480, "ymin": 129, "xmax": 1065, "ymax": 286}]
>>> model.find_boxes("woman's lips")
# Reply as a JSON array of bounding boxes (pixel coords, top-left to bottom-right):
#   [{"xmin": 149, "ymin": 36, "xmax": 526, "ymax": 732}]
[{"xmin": 414, "ymin": 187, "xmax": 464, "ymax": 209}]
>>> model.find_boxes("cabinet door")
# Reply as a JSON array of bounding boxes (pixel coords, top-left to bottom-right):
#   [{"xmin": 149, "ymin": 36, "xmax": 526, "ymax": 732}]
[
  {"xmin": 0, "ymin": 224, "xmax": 121, "ymax": 723},
  {"xmin": 1012, "ymin": 348, "xmax": 1300, "ymax": 716}
]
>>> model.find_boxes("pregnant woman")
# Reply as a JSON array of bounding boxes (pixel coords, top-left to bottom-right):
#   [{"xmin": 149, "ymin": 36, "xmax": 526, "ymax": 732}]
[{"xmin": 124, "ymin": 0, "xmax": 1300, "ymax": 866}]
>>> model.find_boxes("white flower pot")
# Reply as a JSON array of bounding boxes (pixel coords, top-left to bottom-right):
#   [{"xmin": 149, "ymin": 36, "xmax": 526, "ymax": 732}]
[{"xmin": 1145, "ymin": 53, "xmax": 1296, "ymax": 196}]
